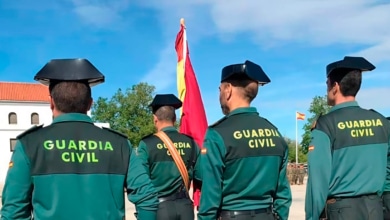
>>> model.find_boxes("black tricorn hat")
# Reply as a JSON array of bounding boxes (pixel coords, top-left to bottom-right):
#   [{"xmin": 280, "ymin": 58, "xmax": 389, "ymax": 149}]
[
  {"xmin": 326, "ymin": 56, "xmax": 375, "ymax": 77},
  {"xmin": 221, "ymin": 60, "xmax": 271, "ymax": 85},
  {"xmin": 149, "ymin": 94, "xmax": 182, "ymax": 112},
  {"xmin": 34, "ymin": 58, "xmax": 105, "ymax": 86}
]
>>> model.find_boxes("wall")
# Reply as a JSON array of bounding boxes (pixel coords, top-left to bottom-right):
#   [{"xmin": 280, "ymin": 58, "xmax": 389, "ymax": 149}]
[
  {"xmin": 0, "ymin": 101, "xmax": 52, "ymax": 188},
  {"xmin": 0, "ymin": 102, "xmax": 109, "ymax": 187}
]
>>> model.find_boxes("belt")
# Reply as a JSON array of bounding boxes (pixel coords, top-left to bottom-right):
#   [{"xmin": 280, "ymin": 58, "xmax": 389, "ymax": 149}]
[
  {"xmin": 326, "ymin": 193, "xmax": 378, "ymax": 204},
  {"xmin": 220, "ymin": 207, "xmax": 271, "ymax": 217},
  {"xmin": 158, "ymin": 191, "xmax": 188, "ymax": 203}
]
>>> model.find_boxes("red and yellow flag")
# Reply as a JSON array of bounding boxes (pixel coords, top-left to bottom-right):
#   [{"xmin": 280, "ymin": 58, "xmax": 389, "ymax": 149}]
[
  {"xmin": 296, "ymin": 112, "xmax": 305, "ymax": 120},
  {"xmin": 175, "ymin": 18, "xmax": 208, "ymax": 207}
]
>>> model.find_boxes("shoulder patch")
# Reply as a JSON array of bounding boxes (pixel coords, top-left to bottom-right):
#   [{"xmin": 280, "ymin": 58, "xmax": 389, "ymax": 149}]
[
  {"xmin": 102, "ymin": 127, "xmax": 128, "ymax": 139},
  {"xmin": 17, "ymin": 124, "xmax": 44, "ymax": 139},
  {"xmin": 141, "ymin": 133, "xmax": 154, "ymax": 140},
  {"xmin": 209, "ymin": 116, "xmax": 227, "ymax": 128},
  {"xmin": 310, "ymin": 113, "xmax": 323, "ymax": 131}
]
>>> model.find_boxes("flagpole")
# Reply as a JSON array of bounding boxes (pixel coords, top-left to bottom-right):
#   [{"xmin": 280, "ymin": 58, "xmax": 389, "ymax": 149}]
[{"xmin": 295, "ymin": 111, "xmax": 298, "ymax": 165}]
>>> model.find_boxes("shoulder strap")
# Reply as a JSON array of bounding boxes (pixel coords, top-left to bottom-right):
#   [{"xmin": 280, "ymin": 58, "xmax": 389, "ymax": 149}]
[{"xmin": 154, "ymin": 131, "xmax": 190, "ymax": 192}]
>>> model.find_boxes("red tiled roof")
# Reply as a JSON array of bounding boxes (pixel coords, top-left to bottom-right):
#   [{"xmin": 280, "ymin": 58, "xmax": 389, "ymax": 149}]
[{"xmin": 0, "ymin": 82, "xmax": 50, "ymax": 102}]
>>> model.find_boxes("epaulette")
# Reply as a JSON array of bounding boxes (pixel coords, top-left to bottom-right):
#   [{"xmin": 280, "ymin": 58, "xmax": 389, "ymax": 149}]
[
  {"xmin": 369, "ymin": 108, "xmax": 385, "ymax": 116},
  {"xmin": 141, "ymin": 133, "xmax": 154, "ymax": 140},
  {"xmin": 209, "ymin": 116, "xmax": 227, "ymax": 128},
  {"xmin": 102, "ymin": 127, "xmax": 128, "ymax": 139},
  {"xmin": 262, "ymin": 117, "xmax": 279, "ymax": 130},
  {"xmin": 17, "ymin": 124, "xmax": 44, "ymax": 139},
  {"xmin": 311, "ymin": 113, "xmax": 323, "ymax": 131}
]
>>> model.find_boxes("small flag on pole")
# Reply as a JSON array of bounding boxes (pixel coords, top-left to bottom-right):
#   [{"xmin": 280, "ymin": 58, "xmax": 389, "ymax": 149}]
[{"xmin": 296, "ymin": 112, "xmax": 305, "ymax": 120}]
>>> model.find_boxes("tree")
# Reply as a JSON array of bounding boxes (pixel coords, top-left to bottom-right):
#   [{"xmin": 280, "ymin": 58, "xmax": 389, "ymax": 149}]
[
  {"xmin": 91, "ymin": 83, "xmax": 156, "ymax": 147},
  {"xmin": 300, "ymin": 95, "xmax": 331, "ymax": 153},
  {"xmin": 285, "ymin": 137, "xmax": 307, "ymax": 163}
]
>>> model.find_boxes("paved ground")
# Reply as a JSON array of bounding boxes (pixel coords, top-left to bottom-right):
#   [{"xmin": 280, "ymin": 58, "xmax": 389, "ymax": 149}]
[{"xmin": 0, "ymin": 179, "xmax": 307, "ymax": 219}]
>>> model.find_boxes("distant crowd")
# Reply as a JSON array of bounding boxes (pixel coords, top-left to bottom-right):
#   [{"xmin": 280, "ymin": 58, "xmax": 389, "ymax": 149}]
[{"xmin": 287, "ymin": 163, "xmax": 306, "ymax": 185}]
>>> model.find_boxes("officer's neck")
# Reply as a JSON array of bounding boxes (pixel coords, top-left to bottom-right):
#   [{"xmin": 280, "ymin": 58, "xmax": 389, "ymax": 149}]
[
  {"xmin": 334, "ymin": 96, "xmax": 356, "ymax": 106},
  {"xmin": 228, "ymin": 100, "xmax": 251, "ymax": 113},
  {"xmin": 156, "ymin": 121, "xmax": 175, "ymax": 131}
]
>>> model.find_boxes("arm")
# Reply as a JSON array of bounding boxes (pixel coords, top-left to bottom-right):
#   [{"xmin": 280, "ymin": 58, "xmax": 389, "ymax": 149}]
[
  {"xmin": 126, "ymin": 141, "xmax": 158, "ymax": 220},
  {"xmin": 197, "ymin": 128, "xmax": 226, "ymax": 220},
  {"xmin": 305, "ymin": 130, "xmax": 332, "ymax": 220},
  {"xmin": 385, "ymin": 134, "xmax": 390, "ymax": 192},
  {"xmin": 273, "ymin": 141, "xmax": 292, "ymax": 220},
  {"xmin": 1, "ymin": 141, "xmax": 33, "ymax": 220}
]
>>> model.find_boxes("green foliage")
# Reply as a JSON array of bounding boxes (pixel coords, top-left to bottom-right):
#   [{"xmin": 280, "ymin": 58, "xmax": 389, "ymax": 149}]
[
  {"xmin": 284, "ymin": 137, "xmax": 307, "ymax": 163},
  {"xmin": 91, "ymin": 83, "xmax": 156, "ymax": 147},
  {"xmin": 300, "ymin": 95, "xmax": 331, "ymax": 153}
]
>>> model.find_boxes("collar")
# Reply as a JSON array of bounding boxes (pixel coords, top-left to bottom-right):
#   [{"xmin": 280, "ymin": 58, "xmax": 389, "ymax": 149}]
[
  {"xmin": 329, "ymin": 101, "xmax": 359, "ymax": 113},
  {"xmin": 161, "ymin": 126, "xmax": 177, "ymax": 132},
  {"xmin": 52, "ymin": 113, "xmax": 93, "ymax": 124},
  {"xmin": 227, "ymin": 107, "xmax": 258, "ymax": 117}
]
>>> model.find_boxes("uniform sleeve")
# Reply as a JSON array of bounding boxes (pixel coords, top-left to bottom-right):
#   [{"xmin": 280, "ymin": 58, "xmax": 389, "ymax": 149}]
[
  {"xmin": 192, "ymin": 143, "xmax": 202, "ymax": 208},
  {"xmin": 197, "ymin": 128, "xmax": 226, "ymax": 220},
  {"xmin": 385, "ymin": 133, "xmax": 390, "ymax": 192},
  {"xmin": 193, "ymin": 143, "xmax": 202, "ymax": 181},
  {"xmin": 136, "ymin": 141, "xmax": 151, "ymax": 175},
  {"xmin": 125, "ymin": 141, "xmax": 158, "ymax": 220},
  {"xmin": 273, "ymin": 141, "xmax": 292, "ymax": 220},
  {"xmin": 1, "ymin": 141, "xmax": 33, "ymax": 220},
  {"xmin": 305, "ymin": 129, "xmax": 332, "ymax": 220}
]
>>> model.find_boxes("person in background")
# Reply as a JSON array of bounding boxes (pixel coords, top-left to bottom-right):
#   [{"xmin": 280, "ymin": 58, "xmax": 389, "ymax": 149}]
[
  {"xmin": 305, "ymin": 56, "xmax": 390, "ymax": 220},
  {"xmin": 198, "ymin": 60, "xmax": 292, "ymax": 220},
  {"xmin": 136, "ymin": 94, "xmax": 201, "ymax": 220}
]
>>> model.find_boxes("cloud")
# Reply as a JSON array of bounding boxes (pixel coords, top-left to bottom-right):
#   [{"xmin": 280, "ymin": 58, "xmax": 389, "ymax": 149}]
[
  {"xmin": 70, "ymin": 0, "xmax": 130, "ymax": 28},
  {"xmin": 137, "ymin": 0, "xmax": 390, "ymax": 63},
  {"xmin": 139, "ymin": 44, "xmax": 177, "ymax": 92}
]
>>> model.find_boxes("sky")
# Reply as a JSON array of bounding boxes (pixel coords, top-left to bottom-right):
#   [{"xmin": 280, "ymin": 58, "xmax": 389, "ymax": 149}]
[{"xmin": 1, "ymin": 0, "xmax": 390, "ymax": 140}]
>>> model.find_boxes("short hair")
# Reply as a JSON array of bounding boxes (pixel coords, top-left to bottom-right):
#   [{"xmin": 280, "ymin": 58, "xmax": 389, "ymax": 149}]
[
  {"xmin": 224, "ymin": 75, "xmax": 259, "ymax": 102},
  {"xmin": 328, "ymin": 69, "xmax": 362, "ymax": 97},
  {"xmin": 49, "ymin": 81, "xmax": 92, "ymax": 113},
  {"xmin": 154, "ymin": 106, "xmax": 176, "ymax": 122}
]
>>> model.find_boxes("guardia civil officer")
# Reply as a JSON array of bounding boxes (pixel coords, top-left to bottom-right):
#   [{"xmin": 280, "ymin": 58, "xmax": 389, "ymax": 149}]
[
  {"xmin": 384, "ymin": 116, "xmax": 390, "ymax": 220},
  {"xmin": 198, "ymin": 61, "xmax": 292, "ymax": 220},
  {"xmin": 136, "ymin": 94, "xmax": 201, "ymax": 220},
  {"xmin": 305, "ymin": 56, "xmax": 390, "ymax": 220},
  {"xmin": 0, "ymin": 59, "xmax": 159, "ymax": 220}
]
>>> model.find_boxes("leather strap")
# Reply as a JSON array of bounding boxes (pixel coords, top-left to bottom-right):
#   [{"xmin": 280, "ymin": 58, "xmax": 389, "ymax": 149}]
[{"xmin": 154, "ymin": 131, "xmax": 190, "ymax": 192}]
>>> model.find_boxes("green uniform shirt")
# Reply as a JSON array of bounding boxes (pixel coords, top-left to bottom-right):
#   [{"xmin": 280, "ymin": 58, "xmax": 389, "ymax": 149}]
[
  {"xmin": 305, "ymin": 101, "xmax": 390, "ymax": 220},
  {"xmin": 198, "ymin": 107, "xmax": 292, "ymax": 220},
  {"xmin": 1, "ymin": 113, "xmax": 158, "ymax": 220},
  {"xmin": 136, "ymin": 126, "xmax": 201, "ymax": 197}
]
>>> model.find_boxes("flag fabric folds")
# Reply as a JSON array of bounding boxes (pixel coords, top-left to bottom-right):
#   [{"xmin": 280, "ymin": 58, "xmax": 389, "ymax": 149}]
[
  {"xmin": 296, "ymin": 112, "xmax": 305, "ymax": 120},
  {"xmin": 175, "ymin": 18, "xmax": 208, "ymax": 207}
]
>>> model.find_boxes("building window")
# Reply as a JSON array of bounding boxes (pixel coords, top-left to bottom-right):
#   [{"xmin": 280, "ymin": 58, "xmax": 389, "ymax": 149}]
[
  {"xmin": 10, "ymin": 139, "xmax": 17, "ymax": 152},
  {"xmin": 8, "ymin": 112, "xmax": 17, "ymax": 124},
  {"xmin": 31, "ymin": 113, "xmax": 40, "ymax": 125}
]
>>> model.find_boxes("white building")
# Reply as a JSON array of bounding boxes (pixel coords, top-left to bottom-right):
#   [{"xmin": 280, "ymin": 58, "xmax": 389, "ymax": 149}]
[{"xmin": 0, "ymin": 82, "xmax": 109, "ymax": 187}]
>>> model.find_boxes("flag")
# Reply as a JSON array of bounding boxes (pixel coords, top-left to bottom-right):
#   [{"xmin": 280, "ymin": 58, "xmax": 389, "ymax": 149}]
[
  {"xmin": 175, "ymin": 18, "xmax": 208, "ymax": 207},
  {"xmin": 296, "ymin": 112, "xmax": 305, "ymax": 120}
]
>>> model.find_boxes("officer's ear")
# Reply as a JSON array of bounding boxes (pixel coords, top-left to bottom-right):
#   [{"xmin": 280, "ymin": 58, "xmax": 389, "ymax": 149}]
[
  {"xmin": 87, "ymin": 98, "xmax": 93, "ymax": 111},
  {"xmin": 221, "ymin": 82, "xmax": 233, "ymax": 101},
  {"xmin": 49, "ymin": 96, "xmax": 55, "ymax": 111},
  {"xmin": 153, "ymin": 114, "xmax": 158, "ymax": 125}
]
